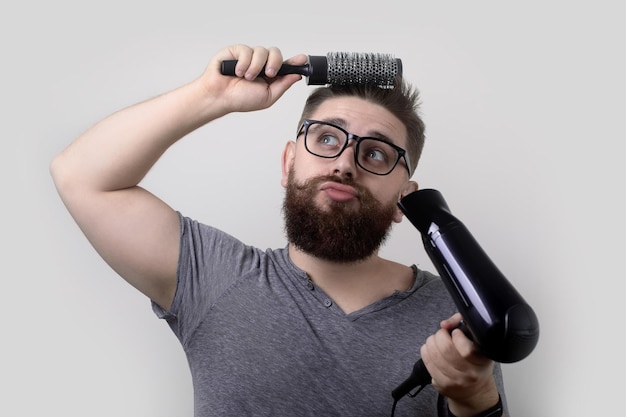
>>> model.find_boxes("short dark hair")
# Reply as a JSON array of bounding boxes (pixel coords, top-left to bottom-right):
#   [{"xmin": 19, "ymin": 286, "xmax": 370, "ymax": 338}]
[{"xmin": 298, "ymin": 78, "xmax": 426, "ymax": 176}]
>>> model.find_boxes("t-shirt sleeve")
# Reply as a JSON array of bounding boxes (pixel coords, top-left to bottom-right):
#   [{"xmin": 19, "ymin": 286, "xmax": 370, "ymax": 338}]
[{"xmin": 152, "ymin": 212, "xmax": 262, "ymax": 346}]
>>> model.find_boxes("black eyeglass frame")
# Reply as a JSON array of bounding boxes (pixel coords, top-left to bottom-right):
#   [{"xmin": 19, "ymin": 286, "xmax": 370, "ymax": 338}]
[{"xmin": 296, "ymin": 119, "xmax": 412, "ymax": 177}]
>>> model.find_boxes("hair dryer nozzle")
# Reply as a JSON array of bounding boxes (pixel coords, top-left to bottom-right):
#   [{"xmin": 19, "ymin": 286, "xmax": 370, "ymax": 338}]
[{"xmin": 397, "ymin": 188, "xmax": 451, "ymax": 234}]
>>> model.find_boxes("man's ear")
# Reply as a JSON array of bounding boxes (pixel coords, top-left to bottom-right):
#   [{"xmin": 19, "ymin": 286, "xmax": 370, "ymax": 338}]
[
  {"xmin": 281, "ymin": 141, "xmax": 296, "ymax": 188},
  {"xmin": 393, "ymin": 180, "xmax": 419, "ymax": 223}
]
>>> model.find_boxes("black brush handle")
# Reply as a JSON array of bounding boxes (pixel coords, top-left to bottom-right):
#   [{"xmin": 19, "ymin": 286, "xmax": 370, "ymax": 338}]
[
  {"xmin": 220, "ymin": 60, "xmax": 312, "ymax": 77},
  {"xmin": 220, "ymin": 56, "xmax": 328, "ymax": 85}
]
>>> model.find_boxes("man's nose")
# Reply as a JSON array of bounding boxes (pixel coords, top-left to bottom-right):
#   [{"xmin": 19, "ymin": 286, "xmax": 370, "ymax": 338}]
[{"xmin": 332, "ymin": 140, "xmax": 358, "ymax": 177}]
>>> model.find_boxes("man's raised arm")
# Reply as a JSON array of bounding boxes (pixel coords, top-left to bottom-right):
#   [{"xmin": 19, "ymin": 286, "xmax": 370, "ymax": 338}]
[{"xmin": 50, "ymin": 45, "xmax": 304, "ymax": 310}]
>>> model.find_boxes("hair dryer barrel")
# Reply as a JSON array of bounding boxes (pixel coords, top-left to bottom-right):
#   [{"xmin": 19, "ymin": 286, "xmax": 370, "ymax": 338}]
[{"xmin": 398, "ymin": 189, "xmax": 539, "ymax": 363}]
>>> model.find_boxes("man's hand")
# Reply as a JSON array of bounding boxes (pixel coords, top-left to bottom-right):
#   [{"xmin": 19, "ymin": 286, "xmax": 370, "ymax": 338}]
[
  {"xmin": 420, "ymin": 313, "xmax": 501, "ymax": 417},
  {"xmin": 197, "ymin": 44, "xmax": 307, "ymax": 115}
]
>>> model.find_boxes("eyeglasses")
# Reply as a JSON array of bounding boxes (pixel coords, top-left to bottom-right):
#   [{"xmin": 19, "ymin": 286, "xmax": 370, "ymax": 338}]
[{"xmin": 297, "ymin": 119, "xmax": 411, "ymax": 176}]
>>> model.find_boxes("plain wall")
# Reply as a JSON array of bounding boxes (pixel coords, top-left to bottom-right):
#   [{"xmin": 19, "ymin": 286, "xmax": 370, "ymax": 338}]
[{"xmin": 3, "ymin": 1, "xmax": 624, "ymax": 416}]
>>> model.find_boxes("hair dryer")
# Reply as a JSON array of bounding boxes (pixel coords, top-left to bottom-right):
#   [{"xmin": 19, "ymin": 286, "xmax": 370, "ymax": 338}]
[{"xmin": 392, "ymin": 189, "xmax": 539, "ymax": 401}]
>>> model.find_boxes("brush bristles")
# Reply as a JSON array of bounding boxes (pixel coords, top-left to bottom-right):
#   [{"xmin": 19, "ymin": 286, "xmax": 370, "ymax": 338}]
[{"xmin": 326, "ymin": 52, "xmax": 401, "ymax": 88}]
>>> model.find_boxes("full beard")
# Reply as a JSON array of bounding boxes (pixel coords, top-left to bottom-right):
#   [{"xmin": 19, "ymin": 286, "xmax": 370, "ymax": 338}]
[{"xmin": 282, "ymin": 169, "xmax": 397, "ymax": 263}]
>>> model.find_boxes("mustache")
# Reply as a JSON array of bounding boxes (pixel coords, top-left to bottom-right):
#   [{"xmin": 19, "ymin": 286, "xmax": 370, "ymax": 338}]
[{"xmin": 297, "ymin": 175, "xmax": 367, "ymax": 199}]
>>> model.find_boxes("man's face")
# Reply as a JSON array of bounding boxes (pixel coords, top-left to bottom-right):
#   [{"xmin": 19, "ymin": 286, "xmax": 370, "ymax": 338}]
[{"xmin": 280, "ymin": 96, "xmax": 417, "ymax": 262}]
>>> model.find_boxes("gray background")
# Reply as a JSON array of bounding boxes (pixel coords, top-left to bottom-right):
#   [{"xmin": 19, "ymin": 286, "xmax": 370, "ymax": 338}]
[{"xmin": 3, "ymin": 1, "xmax": 624, "ymax": 416}]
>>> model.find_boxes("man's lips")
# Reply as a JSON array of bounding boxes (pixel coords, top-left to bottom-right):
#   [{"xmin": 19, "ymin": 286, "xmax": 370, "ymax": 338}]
[{"xmin": 319, "ymin": 181, "xmax": 359, "ymax": 202}]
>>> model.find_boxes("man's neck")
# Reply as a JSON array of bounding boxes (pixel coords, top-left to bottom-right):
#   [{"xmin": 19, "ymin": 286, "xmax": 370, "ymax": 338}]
[{"xmin": 287, "ymin": 244, "xmax": 415, "ymax": 314}]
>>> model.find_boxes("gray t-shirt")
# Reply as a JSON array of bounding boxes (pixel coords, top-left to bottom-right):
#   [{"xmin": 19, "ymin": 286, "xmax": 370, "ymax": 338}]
[{"xmin": 152, "ymin": 213, "xmax": 507, "ymax": 416}]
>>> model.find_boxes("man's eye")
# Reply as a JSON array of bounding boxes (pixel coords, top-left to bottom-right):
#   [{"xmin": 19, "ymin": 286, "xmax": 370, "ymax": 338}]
[
  {"xmin": 319, "ymin": 134, "xmax": 340, "ymax": 146},
  {"xmin": 366, "ymin": 149, "xmax": 386, "ymax": 161}
]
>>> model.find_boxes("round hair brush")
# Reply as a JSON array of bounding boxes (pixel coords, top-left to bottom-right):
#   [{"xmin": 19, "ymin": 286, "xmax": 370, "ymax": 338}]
[{"xmin": 220, "ymin": 52, "xmax": 402, "ymax": 87}]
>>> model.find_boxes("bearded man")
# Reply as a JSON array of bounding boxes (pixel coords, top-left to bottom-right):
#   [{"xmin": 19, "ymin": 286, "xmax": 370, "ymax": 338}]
[{"xmin": 51, "ymin": 44, "xmax": 508, "ymax": 417}]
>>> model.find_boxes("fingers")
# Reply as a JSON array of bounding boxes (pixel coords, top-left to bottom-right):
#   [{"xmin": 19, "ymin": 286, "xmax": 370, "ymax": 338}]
[
  {"xmin": 450, "ymin": 327, "xmax": 477, "ymax": 359},
  {"xmin": 439, "ymin": 313, "xmax": 491, "ymax": 365},
  {"xmin": 440, "ymin": 312, "xmax": 463, "ymax": 331},
  {"xmin": 421, "ymin": 328, "xmax": 457, "ymax": 378},
  {"xmin": 421, "ymin": 326, "xmax": 482, "ymax": 380},
  {"xmin": 234, "ymin": 45, "xmax": 274, "ymax": 79},
  {"xmin": 222, "ymin": 44, "xmax": 304, "ymax": 81},
  {"xmin": 421, "ymin": 324, "xmax": 495, "ymax": 400},
  {"xmin": 260, "ymin": 46, "xmax": 284, "ymax": 77}
]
